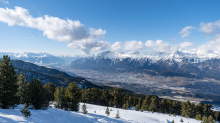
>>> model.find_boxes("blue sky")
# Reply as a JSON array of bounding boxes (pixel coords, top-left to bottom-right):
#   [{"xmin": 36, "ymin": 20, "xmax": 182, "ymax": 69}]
[{"xmin": 0, "ymin": 0, "xmax": 220, "ymax": 55}]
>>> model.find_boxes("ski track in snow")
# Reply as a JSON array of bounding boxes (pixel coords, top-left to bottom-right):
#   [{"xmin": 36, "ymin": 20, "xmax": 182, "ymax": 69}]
[{"xmin": 0, "ymin": 103, "xmax": 202, "ymax": 123}]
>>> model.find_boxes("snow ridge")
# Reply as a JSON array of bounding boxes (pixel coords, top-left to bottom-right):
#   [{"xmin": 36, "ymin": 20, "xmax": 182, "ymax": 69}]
[{"xmin": 87, "ymin": 50, "xmax": 220, "ymax": 64}]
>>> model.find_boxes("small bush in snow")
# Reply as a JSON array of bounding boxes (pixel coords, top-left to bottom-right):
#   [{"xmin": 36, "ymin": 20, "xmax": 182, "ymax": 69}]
[
  {"xmin": 115, "ymin": 110, "xmax": 120, "ymax": 119},
  {"xmin": 82, "ymin": 103, "xmax": 88, "ymax": 114},
  {"xmin": 21, "ymin": 103, "xmax": 31, "ymax": 118},
  {"xmin": 180, "ymin": 118, "xmax": 184, "ymax": 122},
  {"xmin": 105, "ymin": 107, "xmax": 110, "ymax": 116}
]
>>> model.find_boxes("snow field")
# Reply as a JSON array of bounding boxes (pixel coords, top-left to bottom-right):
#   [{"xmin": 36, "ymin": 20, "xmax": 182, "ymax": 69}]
[{"xmin": 0, "ymin": 103, "xmax": 202, "ymax": 123}]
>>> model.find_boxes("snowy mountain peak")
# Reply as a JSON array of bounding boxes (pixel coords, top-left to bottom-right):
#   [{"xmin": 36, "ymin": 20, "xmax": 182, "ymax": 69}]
[{"xmin": 91, "ymin": 50, "xmax": 220, "ymax": 63}]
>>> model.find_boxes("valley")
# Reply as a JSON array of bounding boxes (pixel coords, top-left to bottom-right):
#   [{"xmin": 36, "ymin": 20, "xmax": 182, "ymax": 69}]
[{"xmin": 63, "ymin": 68, "xmax": 220, "ymax": 105}]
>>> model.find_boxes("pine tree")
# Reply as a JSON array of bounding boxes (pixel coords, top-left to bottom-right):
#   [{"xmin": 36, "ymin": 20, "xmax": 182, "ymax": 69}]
[
  {"xmin": 214, "ymin": 112, "xmax": 219, "ymax": 121},
  {"xmin": 54, "ymin": 86, "xmax": 65, "ymax": 109},
  {"xmin": 126, "ymin": 100, "xmax": 130, "ymax": 109},
  {"xmin": 43, "ymin": 82, "xmax": 55, "ymax": 102},
  {"xmin": 21, "ymin": 103, "xmax": 31, "ymax": 117},
  {"xmin": 0, "ymin": 55, "xmax": 19, "ymax": 109},
  {"xmin": 112, "ymin": 88, "xmax": 123, "ymax": 108},
  {"xmin": 202, "ymin": 115, "xmax": 208, "ymax": 123},
  {"xmin": 105, "ymin": 106, "xmax": 110, "ymax": 116},
  {"xmin": 27, "ymin": 79, "xmax": 49, "ymax": 109},
  {"xmin": 208, "ymin": 115, "xmax": 215, "ymax": 123},
  {"xmin": 180, "ymin": 118, "xmax": 184, "ymax": 122},
  {"xmin": 141, "ymin": 96, "xmax": 150, "ymax": 111},
  {"xmin": 64, "ymin": 82, "xmax": 81, "ymax": 111},
  {"xmin": 122, "ymin": 104, "xmax": 126, "ymax": 109},
  {"xmin": 17, "ymin": 72, "xmax": 29, "ymax": 104},
  {"xmin": 148, "ymin": 96, "xmax": 159, "ymax": 112},
  {"xmin": 159, "ymin": 99, "xmax": 167, "ymax": 113},
  {"xmin": 195, "ymin": 114, "xmax": 202, "ymax": 120},
  {"xmin": 141, "ymin": 106, "xmax": 144, "ymax": 112},
  {"xmin": 115, "ymin": 110, "xmax": 120, "ymax": 119},
  {"xmin": 135, "ymin": 104, "xmax": 140, "ymax": 111},
  {"xmin": 172, "ymin": 120, "xmax": 174, "ymax": 123},
  {"xmin": 82, "ymin": 103, "xmax": 88, "ymax": 114}
]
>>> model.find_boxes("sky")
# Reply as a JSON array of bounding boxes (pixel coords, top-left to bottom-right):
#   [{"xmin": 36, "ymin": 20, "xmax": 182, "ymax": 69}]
[{"xmin": 0, "ymin": 0, "xmax": 220, "ymax": 56}]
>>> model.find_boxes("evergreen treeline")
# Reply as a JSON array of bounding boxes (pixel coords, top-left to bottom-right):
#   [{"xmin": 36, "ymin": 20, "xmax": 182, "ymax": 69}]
[
  {"xmin": 0, "ymin": 55, "xmax": 51, "ymax": 110},
  {"xmin": 0, "ymin": 55, "xmax": 219, "ymax": 122},
  {"xmin": 78, "ymin": 87, "xmax": 220, "ymax": 122}
]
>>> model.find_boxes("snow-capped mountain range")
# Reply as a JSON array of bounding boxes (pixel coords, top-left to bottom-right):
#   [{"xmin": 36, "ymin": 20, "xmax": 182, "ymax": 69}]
[
  {"xmin": 92, "ymin": 50, "xmax": 220, "ymax": 64},
  {"xmin": 71, "ymin": 50, "xmax": 220, "ymax": 80}
]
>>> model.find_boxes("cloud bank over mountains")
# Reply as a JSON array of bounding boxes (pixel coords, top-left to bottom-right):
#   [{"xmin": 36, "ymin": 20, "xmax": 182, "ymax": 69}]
[{"xmin": 0, "ymin": 6, "xmax": 220, "ymax": 55}]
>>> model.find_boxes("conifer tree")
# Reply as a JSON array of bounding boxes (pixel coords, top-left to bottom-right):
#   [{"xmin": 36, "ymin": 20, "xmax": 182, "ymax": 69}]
[
  {"xmin": 126, "ymin": 100, "xmax": 130, "ymax": 109},
  {"xmin": 21, "ymin": 103, "xmax": 31, "ymax": 117},
  {"xmin": 135, "ymin": 104, "xmax": 140, "ymax": 111},
  {"xmin": 17, "ymin": 72, "xmax": 29, "ymax": 104},
  {"xmin": 159, "ymin": 99, "xmax": 167, "ymax": 113},
  {"xmin": 0, "ymin": 55, "xmax": 19, "ymax": 109},
  {"xmin": 112, "ymin": 88, "xmax": 123, "ymax": 108},
  {"xmin": 115, "ymin": 110, "xmax": 120, "ymax": 119},
  {"xmin": 202, "ymin": 115, "xmax": 208, "ymax": 123},
  {"xmin": 122, "ymin": 104, "xmax": 126, "ymax": 109},
  {"xmin": 181, "ymin": 100, "xmax": 191, "ymax": 118},
  {"xmin": 140, "ymin": 107, "xmax": 144, "ymax": 112},
  {"xmin": 64, "ymin": 82, "xmax": 81, "ymax": 111},
  {"xmin": 105, "ymin": 106, "xmax": 110, "ymax": 116},
  {"xmin": 100, "ymin": 89, "xmax": 108, "ymax": 106},
  {"xmin": 148, "ymin": 96, "xmax": 159, "ymax": 112},
  {"xmin": 109, "ymin": 100, "xmax": 113, "ymax": 107},
  {"xmin": 195, "ymin": 114, "xmax": 202, "ymax": 120},
  {"xmin": 141, "ymin": 96, "xmax": 150, "ymax": 111},
  {"xmin": 208, "ymin": 115, "xmax": 215, "ymax": 123},
  {"xmin": 43, "ymin": 82, "xmax": 55, "ymax": 102},
  {"xmin": 172, "ymin": 120, "xmax": 174, "ymax": 123},
  {"xmin": 27, "ymin": 79, "xmax": 49, "ymax": 109},
  {"xmin": 214, "ymin": 112, "xmax": 219, "ymax": 121},
  {"xmin": 82, "ymin": 103, "xmax": 88, "ymax": 114},
  {"xmin": 54, "ymin": 86, "xmax": 65, "ymax": 108}
]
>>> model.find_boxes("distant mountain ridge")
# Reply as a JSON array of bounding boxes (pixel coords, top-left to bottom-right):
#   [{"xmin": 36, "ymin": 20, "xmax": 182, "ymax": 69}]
[
  {"xmin": 71, "ymin": 51, "xmax": 220, "ymax": 80},
  {"xmin": 0, "ymin": 52, "xmax": 82, "ymax": 67}
]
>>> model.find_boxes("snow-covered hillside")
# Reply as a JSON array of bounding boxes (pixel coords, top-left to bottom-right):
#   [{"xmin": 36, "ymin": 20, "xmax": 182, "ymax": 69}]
[{"xmin": 0, "ymin": 103, "xmax": 200, "ymax": 123}]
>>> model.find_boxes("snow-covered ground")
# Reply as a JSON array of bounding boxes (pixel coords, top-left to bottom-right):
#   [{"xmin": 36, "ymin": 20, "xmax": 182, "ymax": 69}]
[{"xmin": 0, "ymin": 103, "xmax": 202, "ymax": 123}]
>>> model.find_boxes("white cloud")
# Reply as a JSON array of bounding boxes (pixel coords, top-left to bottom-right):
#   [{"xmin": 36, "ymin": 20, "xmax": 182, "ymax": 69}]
[
  {"xmin": 123, "ymin": 40, "xmax": 145, "ymax": 50},
  {"xmin": 145, "ymin": 40, "xmax": 193, "ymax": 53},
  {"xmin": 1, "ymin": 0, "xmax": 9, "ymax": 4},
  {"xmin": 68, "ymin": 39, "xmax": 110, "ymax": 54},
  {"xmin": 0, "ymin": 6, "xmax": 107, "ymax": 54},
  {"xmin": 111, "ymin": 42, "xmax": 124, "ymax": 50},
  {"xmin": 179, "ymin": 26, "xmax": 195, "ymax": 38},
  {"xmin": 200, "ymin": 20, "xmax": 220, "ymax": 35},
  {"xmin": 195, "ymin": 33, "xmax": 220, "ymax": 54}
]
